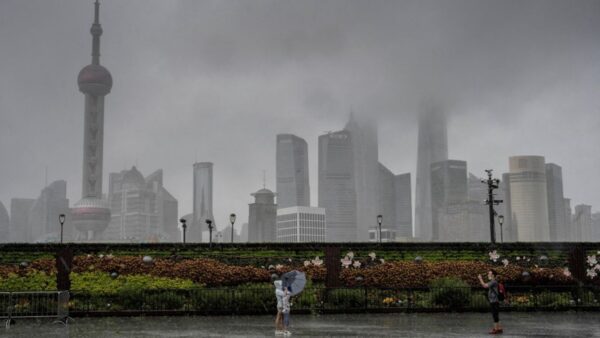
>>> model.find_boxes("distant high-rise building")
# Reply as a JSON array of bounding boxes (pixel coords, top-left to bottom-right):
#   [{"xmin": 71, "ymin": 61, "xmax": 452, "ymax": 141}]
[
  {"xmin": 9, "ymin": 198, "xmax": 34, "ymax": 242},
  {"xmin": 573, "ymin": 204, "xmax": 592, "ymax": 242},
  {"xmin": 240, "ymin": 222, "xmax": 249, "ymax": 242},
  {"xmin": 192, "ymin": 162, "xmax": 213, "ymax": 242},
  {"xmin": 104, "ymin": 167, "xmax": 178, "ymax": 242},
  {"xmin": 508, "ymin": 156, "xmax": 550, "ymax": 241},
  {"xmin": 276, "ymin": 206, "xmax": 326, "ymax": 243},
  {"xmin": 592, "ymin": 212, "xmax": 600, "ymax": 242},
  {"xmin": 437, "ymin": 200, "xmax": 487, "ymax": 242},
  {"xmin": 29, "ymin": 180, "xmax": 71, "ymax": 243},
  {"xmin": 318, "ymin": 130, "xmax": 357, "ymax": 242},
  {"xmin": 344, "ymin": 114, "xmax": 379, "ymax": 242},
  {"xmin": 415, "ymin": 106, "xmax": 448, "ymax": 241},
  {"xmin": 0, "ymin": 202, "xmax": 9, "ymax": 243},
  {"xmin": 501, "ymin": 173, "xmax": 515, "ymax": 242},
  {"xmin": 276, "ymin": 134, "xmax": 310, "ymax": 209},
  {"xmin": 377, "ymin": 163, "xmax": 397, "ymax": 240},
  {"xmin": 563, "ymin": 198, "xmax": 573, "ymax": 241},
  {"xmin": 430, "ymin": 160, "xmax": 468, "ymax": 241},
  {"xmin": 248, "ymin": 188, "xmax": 277, "ymax": 242},
  {"xmin": 545, "ymin": 163, "xmax": 567, "ymax": 241},
  {"xmin": 71, "ymin": 0, "xmax": 113, "ymax": 241},
  {"xmin": 394, "ymin": 173, "xmax": 412, "ymax": 239}
]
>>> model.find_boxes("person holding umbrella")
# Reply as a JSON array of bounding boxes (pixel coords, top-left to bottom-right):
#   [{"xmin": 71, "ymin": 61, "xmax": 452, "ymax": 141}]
[{"xmin": 280, "ymin": 270, "xmax": 306, "ymax": 336}]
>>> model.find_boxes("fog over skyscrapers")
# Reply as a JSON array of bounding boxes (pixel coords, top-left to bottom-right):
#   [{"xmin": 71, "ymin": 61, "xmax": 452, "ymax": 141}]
[
  {"xmin": 276, "ymin": 134, "xmax": 310, "ymax": 209},
  {"xmin": 415, "ymin": 106, "xmax": 448, "ymax": 241}
]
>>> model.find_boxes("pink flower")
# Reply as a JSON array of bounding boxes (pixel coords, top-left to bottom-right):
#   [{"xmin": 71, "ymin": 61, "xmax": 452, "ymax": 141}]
[
  {"xmin": 586, "ymin": 269, "xmax": 597, "ymax": 279},
  {"xmin": 353, "ymin": 261, "xmax": 362, "ymax": 268},
  {"xmin": 311, "ymin": 256, "xmax": 323, "ymax": 266},
  {"xmin": 563, "ymin": 268, "xmax": 571, "ymax": 277},
  {"xmin": 340, "ymin": 257, "xmax": 352, "ymax": 268},
  {"xmin": 304, "ymin": 260, "xmax": 311, "ymax": 267},
  {"xmin": 502, "ymin": 259, "xmax": 509, "ymax": 267},
  {"xmin": 368, "ymin": 252, "xmax": 377, "ymax": 260}
]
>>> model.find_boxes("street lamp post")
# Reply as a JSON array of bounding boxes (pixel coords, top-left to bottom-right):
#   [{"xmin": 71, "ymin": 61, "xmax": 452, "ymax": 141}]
[
  {"xmin": 58, "ymin": 214, "xmax": 66, "ymax": 244},
  {"xmin": 230, "ymin": 213, "xmax": 236, "ymax": 244},
  {"xmin": 377, "ymin": 215, "xmax": 383, "ymax": 244},
  {"xmin": 206, "ymin": 219, "xmax": 214, "ymax": 248},
  {"xmin": 180, "ymin": 218, "xmax": 187, "ymax": 244},
  {"xmin": 498, "ymin": 215, "xmax": 504, "ymax": 243},
  {"xmin": 481, "ymin": 169, "xmax": 503, "ymax": 244}
]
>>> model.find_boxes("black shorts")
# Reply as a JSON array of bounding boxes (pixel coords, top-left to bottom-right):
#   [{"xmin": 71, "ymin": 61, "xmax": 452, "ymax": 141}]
[{"xmin": 490, "ymin": 302, "xmax": 500, "ymax": 323}]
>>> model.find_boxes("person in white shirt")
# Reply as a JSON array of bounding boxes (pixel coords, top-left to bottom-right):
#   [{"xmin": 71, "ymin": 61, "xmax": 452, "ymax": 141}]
[{"xmin": 274, "ymin": 280, "xmax": 285, "ymax": 334}]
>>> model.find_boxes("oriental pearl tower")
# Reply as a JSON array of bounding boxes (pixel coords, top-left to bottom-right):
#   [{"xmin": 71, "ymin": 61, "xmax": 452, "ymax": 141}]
[{"xmin": 71, "ymin": 0, "xmax": 112, "ymax": 241}]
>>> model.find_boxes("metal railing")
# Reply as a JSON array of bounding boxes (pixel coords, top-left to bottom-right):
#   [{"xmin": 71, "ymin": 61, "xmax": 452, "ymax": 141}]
[
  {"xmin": 1, "ymin": 291, "xmax": 69, "ymax": 327},
  {"xmin": 66, "ymin": 285, "xmax": 600, "ymax": 316}
]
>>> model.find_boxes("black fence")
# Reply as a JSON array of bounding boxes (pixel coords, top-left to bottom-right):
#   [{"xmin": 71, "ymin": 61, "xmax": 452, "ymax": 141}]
[{"xmin": 68, "ymin": 285, "xmax": 600, "ymax": 316}]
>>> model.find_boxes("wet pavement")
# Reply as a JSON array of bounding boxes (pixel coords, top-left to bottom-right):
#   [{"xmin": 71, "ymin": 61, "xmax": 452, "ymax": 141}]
[{"xmin": 2, "ymin": 312, "xmax": 600, "ymax": 337}]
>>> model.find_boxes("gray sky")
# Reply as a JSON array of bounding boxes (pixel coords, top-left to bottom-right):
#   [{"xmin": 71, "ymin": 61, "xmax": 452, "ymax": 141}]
[{"xmin": 1, "ymin": 0, "xmax": 599, "ymax": 232}]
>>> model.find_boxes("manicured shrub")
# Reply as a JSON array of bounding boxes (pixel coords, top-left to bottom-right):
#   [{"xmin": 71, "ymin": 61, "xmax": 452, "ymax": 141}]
[{"xmin": 430, "ymin": 277, "xmax": 471, "ymax": 309}]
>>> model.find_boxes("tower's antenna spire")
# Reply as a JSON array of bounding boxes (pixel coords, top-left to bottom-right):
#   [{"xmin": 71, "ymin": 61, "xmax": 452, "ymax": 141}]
[
  {"xmin": 262, "ymin": 170, "xmax": 266, "ymax": 189},
  {"xmin": 91, "ymin": 0, "xmax": 103, "ymax": 65}
]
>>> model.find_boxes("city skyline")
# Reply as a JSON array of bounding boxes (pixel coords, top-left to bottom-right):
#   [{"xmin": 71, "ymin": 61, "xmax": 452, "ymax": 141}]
[{"xmin": 1, "ymin": 0, "xmax": 599, "ymax": 233}]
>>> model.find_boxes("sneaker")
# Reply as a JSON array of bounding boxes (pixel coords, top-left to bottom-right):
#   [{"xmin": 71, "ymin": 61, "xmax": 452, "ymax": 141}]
[
  {"xmin": 283, "ymin": 331, "xmax": 292, "ymax": 336},
  {"xmin": 496, "ymin": 328, "xmax": 503, "ymax": 334},
  {"xmin": 488, "ymin": 328, "xmax": 498, "ymax": 334},
  {"xmin": 275, "ymin": 330, "xmax": 284, "ymax": 335}
]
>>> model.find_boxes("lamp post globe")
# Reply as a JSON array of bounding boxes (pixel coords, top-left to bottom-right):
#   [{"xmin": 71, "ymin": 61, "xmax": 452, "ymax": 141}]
[
  {"xmin": 58, "ymin": 214, "xmax": 66, "ymax": 244},
  {"xmin": 206, "ymin": 219, "xmax": 213, "ymax": 247},
  {"xmin": 229, "ymin": 213, "xmax": 236, "ymax": 243},
  {"xmin": 180, "ymin": 218, "xmax": 187, "ymax": 244},
  {"xmin": 377, "ymin": 215, "xmax": 383, "ymax": 244}
]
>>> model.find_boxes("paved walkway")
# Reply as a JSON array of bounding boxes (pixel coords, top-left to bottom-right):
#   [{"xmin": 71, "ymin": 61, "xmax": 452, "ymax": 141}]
[{"xmin": 2, "ymin": 312, "xmax": 600, "ymax": 337}]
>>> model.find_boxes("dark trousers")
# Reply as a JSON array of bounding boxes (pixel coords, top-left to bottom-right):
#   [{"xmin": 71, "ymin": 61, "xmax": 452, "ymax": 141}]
[{"xmin": 490, "ymin": 302, "xmax": 500, "ymax": 323}]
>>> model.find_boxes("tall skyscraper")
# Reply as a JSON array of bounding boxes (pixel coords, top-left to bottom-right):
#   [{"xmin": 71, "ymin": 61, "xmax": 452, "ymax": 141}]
[
  {"xmin": 344, "ymin": 114, "xmax": 379, "ymax": 241},
  {"xmin": 592, "ymin": 212, "xmax": 600, "ymax": 242},
  {"xmin": 276, "ymin": 206, "xmax": 326, "ymax": 243},
  {"xmin": 573, "ymin": 204, "xmax": 592, "ymax": 242},
  {"xmin": 563, "ymin": 198, "xmax": 573, "ymax": 241},
  {"xmin": 415, "ymin": 106, "xmax": 448, "ymax": 241},
  {"xmin": 508, "ymin": 156, "xmax": 550, "ymax": 241},
  {"xmin": 9, "ymin": 198, "xmax": 34, "ymax": 242},
  {"xmin": 378, "ymin": 163, "xmax": 397, "ymax": 240},
  {"xmin": 276, "ymin": 134, "xmax": 310, "ymax": 209},
  {"xmin": 0, "ymin": 202, "xmax": 9, "ymax": 243},
  {"xmin": 545, "ymin": 163, "xmax": 567, "ymax": 241},
  {"xmin": 71, "ymin": 0, "xmax": 112, "ymax": 241},
  {"xmin": 430, "ymin": 160, "xmax": 468, "ymax": 241},
  {"xmin": 192, "ymin": 162, "xmax": 213, "ymax": 242},
  {"xmin": 394, "ymin": 173, "xmax": 412, "ymax": 238},
  {"xmin": 501, "ymin": 173, "xmax": 515, "ymax": 242},
  {"xmin": 104, "ymin": 167, "xmax": 178, "ymax": 242},
  {"xmin": 318, "ymin": 130, "xmax": 357, "ymax": 242},
  {"xmin": 248, "ymin": 188, "xmax": 277, "ymax": 242},
  {"xmin": 29, "ymin": 180, "xmax": 71, "ymax": 242}
]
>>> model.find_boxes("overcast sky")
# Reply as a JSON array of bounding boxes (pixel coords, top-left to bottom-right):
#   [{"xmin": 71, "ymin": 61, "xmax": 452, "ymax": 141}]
[{"xmin": 1, "ymin": 0, "xmax": 599, "ymax": 232}]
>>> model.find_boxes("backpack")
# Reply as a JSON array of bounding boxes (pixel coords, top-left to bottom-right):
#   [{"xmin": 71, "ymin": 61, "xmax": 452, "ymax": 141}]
[{"xmin": 497, "ymin": 282, "xmax": 506, "ymax": 302}]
